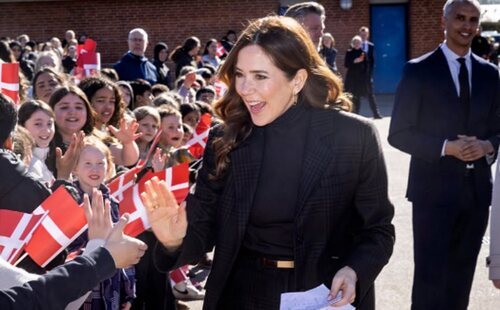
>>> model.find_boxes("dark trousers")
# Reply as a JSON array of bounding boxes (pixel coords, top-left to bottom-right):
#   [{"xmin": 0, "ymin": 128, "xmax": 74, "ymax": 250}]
[
  {"xmin": 217, "ymin": 251, "xmax": 376, "ymax": 310},
  {"xmin": 218, "ymin": 252, "xmax": 297, "ymax": 309},
  {"xmin": 132, "ymin": 231, "xmax": 176, "ymax": 310},
  {"xmin": 352, "ymin": 77, "xmax": 381, "ymax": 117},
  {"xmin": 411, "ymin": 177, "xmax": 489, "ymax": 310}
]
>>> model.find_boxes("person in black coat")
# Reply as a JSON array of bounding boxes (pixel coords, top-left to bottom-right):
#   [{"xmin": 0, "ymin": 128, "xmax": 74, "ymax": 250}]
[
  {"xmin": 153, "ymin": 42, "xmax": 173, "ymax": 89},
  {"xmin": 358, "ymin": 26, "xmax": 382, "ymax": 119},
  {"xmin": 344, "ymin": 35, "xmax": 368, "ymax": 115},
  {"xmin": 319, "ymin": 32, "xmax": 338, "ymax": 74},
  {"xmin": 388, "ymin": 1, "xmax": 500, "ymax": 308},
  {"xmin": 145, "ymin": 16, "xmax": 394, "ymax": 310},
  {"xmin": 169, "ymin": 37, "xmax": 201, "ymax": 79}
]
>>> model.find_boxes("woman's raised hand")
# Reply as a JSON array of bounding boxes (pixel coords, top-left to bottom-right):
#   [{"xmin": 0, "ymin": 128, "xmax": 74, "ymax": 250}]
[{"xmin": 141, "ymin": 177, "xmax": 187, "ymax": 249}]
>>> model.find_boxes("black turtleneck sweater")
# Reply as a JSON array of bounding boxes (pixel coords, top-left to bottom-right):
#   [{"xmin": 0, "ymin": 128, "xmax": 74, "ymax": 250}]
[{"xmin": 243, "ymin": 102, "xmax": 310, "ymax": 259}]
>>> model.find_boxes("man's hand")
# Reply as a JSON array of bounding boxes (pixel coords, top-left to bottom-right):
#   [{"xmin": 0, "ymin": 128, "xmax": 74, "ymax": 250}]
[
  {"xmin": 103, "ymin": 214, "xmax": 147, "ymax": 268},
  {"xmin": 444, "ymin": 137, "xmax": 468, "ymax": 161},
  {"xmin": 460, "ymin": 135, "xmax": 494, "ymax": 161},
  {"xmin": 329, "ymin": 266, "xmax": 357, "ymax": 306},
  {"xmin": 445, "ymin": 135, "xmax": 494, "ymax": 162}
]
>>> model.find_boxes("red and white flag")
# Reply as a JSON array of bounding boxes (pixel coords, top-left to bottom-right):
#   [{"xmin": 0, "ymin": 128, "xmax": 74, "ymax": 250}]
[
  {"xmin": 213, "ymin": 78, "xmax": 227, "ymax": 100},
  {"xmin": 25, "ymin": 187, "xmax": 86, "ymax": 267},
  {"xmin": 108, "ymin": 166, "xmax": 142, "ymax": 202},
  {"xmin": 108, "ymin": 130, "xmax": 163, "ymax": 200},
  {"xmin": 0, "ymin": 63, "xmax": 20, "ymax": 104},
  {"xmin": 186, "ymin": 113, "xmax": 211, "ymax": 159},
  {"xmin": 216, "ymin": 42, "xmax": 226, "ymax": 58},
  {"xmin": 119, "ymin": 163, "xmax": 190, "ymax": 237},
  {"xmin": 74, "ymin": 52, "xmax": 101, "ymax": 78},
  {"xmin": 0, "ymin": 209, "xmax": 46, "ymax": 264}
]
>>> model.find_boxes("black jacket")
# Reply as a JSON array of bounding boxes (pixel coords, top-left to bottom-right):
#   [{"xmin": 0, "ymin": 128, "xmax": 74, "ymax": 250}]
[
  {"xmin": 0, "ymin": 247, "xmax": 116, "ymax": 310},
  {"xmin": 0, "ymin": 149, "xmax": 51, "ymax": 213},
  {"xmin": 155, "ymin": 107, "xmax": 395, "ymax": 310}
]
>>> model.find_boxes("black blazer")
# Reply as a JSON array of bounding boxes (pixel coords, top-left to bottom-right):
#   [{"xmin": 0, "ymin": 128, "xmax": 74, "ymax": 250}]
[
  {"xmin": 388, "ymin": 47, "xmax": 500, "ymax": 207},
  {"xmin": 156, "ymin": 107, "xmax": 395, "ymax": 309}
]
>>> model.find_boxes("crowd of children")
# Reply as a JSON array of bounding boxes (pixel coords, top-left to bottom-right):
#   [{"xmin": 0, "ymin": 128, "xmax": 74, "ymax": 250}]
[{"xmin": 0, "ymin": 30, "xmax": 226, "ymax": 309}]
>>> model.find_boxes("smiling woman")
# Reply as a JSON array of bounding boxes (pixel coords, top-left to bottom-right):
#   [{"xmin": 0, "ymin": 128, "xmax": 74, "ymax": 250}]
[{"xmin": 150, "ymin": 15, "xmax": 395, "ymax": 310}]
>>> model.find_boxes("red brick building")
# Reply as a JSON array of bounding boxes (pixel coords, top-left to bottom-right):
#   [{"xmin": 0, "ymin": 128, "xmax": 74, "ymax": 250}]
[{"xmin": 0, "ymin": 0, "xmax": 445, "ymax": 92}]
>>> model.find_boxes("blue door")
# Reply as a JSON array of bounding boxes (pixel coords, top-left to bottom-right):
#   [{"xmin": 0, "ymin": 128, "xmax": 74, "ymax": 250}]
[{"xmin": 371, "ymin": 5, "xmax": 407, "ymax": 93}]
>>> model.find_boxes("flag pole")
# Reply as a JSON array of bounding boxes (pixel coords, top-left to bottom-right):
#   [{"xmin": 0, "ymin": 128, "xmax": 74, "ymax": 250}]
[{"xmin": 13, "ymin": 252, "xmax": 28, "ymax": 267}]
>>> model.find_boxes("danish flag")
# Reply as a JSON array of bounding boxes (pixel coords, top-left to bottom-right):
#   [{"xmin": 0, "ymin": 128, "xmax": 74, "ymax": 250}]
[
  {"xmin": 213, "ymin": 78, "xmax": 227, "ymax": 99},
  {"xmin": 108, "ymin": 130, "xmax": 162, "ymax": 200},
  {"xmin": 119, "ymin": 163, "xmax": 190, "ymax": 237},
  {"xmin": 74, "ymin": 52, "xmax": 101, "ymax": 78},
  {"xmin": 0, "ymin": 63, "xmax": 20, "ymax": 104},
  {"xmin": 108, "ymin": 166, "xmax": 142, "ymax": 202},
  {"xmin": 186, "ymin": 113, "xmax": 212, "ymax": 159},
  {"xmin": 216, "ymin": 42, "xmax": 226, "ymax": 58},
  {"xmin": 25, "ymin": 187, "xmax": 86, "ymax": 267},
  {"xmin": 0, "ymin": 209, "xmax": 47, "ymax": 264}
]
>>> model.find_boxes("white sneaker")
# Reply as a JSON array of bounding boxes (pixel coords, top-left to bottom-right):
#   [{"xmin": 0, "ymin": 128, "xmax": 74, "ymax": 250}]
[{"xmin": 172, "ymin": 281, "xmax": 205, "ymax": 301}]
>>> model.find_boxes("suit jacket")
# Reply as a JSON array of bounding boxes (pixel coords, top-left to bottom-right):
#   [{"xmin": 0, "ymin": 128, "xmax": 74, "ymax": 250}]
[
  {"xmin": 155, "ymin": 107, "xmax": 395, "ymax": 309},
  {"xmin": 388, "ymin": 47, "xmax": 500, "ymax": 207},
  {"xmin": 363, "ymin": 41, "xmax": 375, "ymax": 76},
  {"xmin": 0, "ymin": 247, "xmax": 116, "ymax": 310}
]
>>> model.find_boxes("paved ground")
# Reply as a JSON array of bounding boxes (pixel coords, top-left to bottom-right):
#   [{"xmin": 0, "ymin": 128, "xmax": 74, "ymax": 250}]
[{"xmin": 184, "ymin": 95, "xmax": 500, "ymax": 309}]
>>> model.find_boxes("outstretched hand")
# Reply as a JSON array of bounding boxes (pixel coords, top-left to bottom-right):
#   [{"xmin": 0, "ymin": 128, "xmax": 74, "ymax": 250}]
[
  {"xmin": 104, "ymin": 214, "xmax": 148, "ymax": 268},
  {"xmin": 108, "ymin": 118, "xmax": 142, "ymax": 145},
  {"xmin": 83, "ymin": 188, "xmax": 113, "ymax": 240},
  {"xmin": 141, "ymin": 177, "xmax": 187, "ymax": 250}
]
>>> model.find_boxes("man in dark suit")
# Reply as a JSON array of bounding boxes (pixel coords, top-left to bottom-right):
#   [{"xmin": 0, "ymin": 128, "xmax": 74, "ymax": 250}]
[
  {"xmin": 388, "ymin": 1, "xmax": 500, "ymax": 309},
  {"xmin": 359, "ymin": 26, "xmax": 383, "ymax": 119}
]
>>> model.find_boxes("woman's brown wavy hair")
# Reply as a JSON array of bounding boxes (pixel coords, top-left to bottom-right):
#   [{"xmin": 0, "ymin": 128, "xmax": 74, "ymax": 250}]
[{"xmin": 212, "ymin": 15, "xmax": 351, "ymax": 179}]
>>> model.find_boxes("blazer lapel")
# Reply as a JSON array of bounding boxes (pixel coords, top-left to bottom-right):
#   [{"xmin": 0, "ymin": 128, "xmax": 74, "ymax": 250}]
[
  {"xmin": 295, "ymin": 109, "xmax": 334, "ymax": 217},
  {"xmin": 433, "ymin": 48, "xmax": 459, "ymax": 102},
  {"xmin": 229, "ymin": 128, "xmax": 264, "ymax": 240}
]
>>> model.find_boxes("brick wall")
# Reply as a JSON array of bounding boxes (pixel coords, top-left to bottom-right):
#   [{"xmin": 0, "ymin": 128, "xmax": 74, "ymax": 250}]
[
  {"xmin": 409, "ymin": 0, "xmax": 444, "ymax": 58},
  {"xmin": 0, "ymin": 0, "xmax": 445, "ymax": 77},
  {"xmin": 0, "ymin": 0, "xmax": 280, "ymax": 65}
]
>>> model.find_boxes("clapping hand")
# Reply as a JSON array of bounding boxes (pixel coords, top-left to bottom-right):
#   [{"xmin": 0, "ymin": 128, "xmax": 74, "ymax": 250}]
[
  {"xmin": 141, "ymin": 177, "xmax": 187, "ymax": 250},
  {"xmin": 108, "ymin": 118, "xmax": 142, "ymax": 145},
  {"xmin": 56, "ymin": 131, "xmax": 84, "ymax": 180}
]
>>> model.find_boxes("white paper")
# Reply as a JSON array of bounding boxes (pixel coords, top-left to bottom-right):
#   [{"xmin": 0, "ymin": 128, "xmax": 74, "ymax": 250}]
[{"xmin": 280, "ymin": 284, "xmax": 355, "ymax": 310}]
